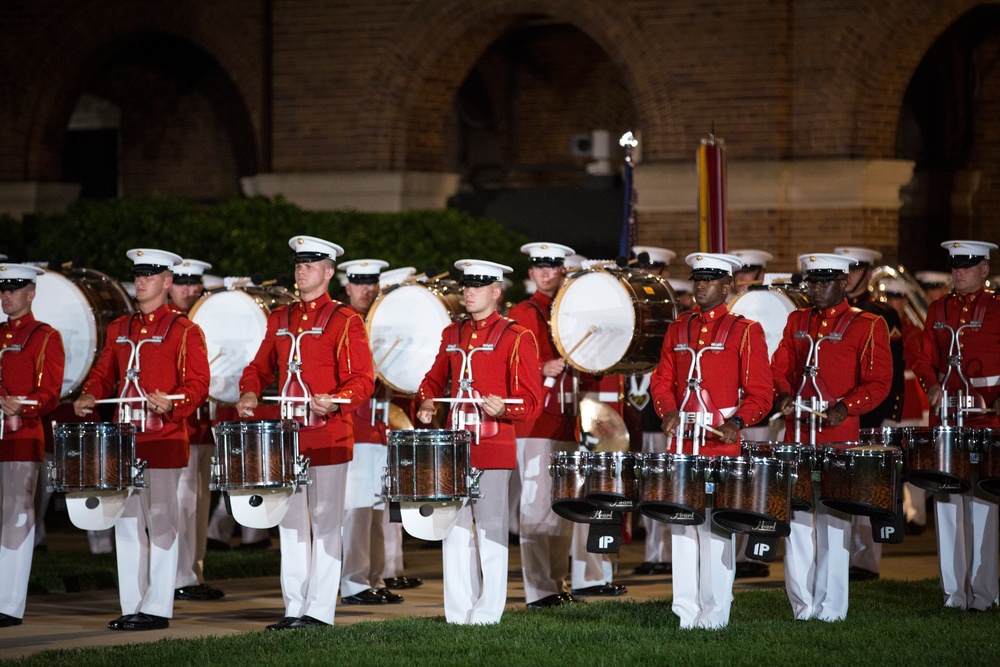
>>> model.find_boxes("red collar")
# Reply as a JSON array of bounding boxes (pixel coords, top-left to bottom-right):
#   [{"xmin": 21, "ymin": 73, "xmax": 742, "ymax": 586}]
[
  {"xmin": 470, "ymin": 311, "xmax": 502, "ymax": 330},
  {"xmin": 694, "ymin": 302, "xmax": 730, "ymax": 322},
  {"xmin": 2, "ymin": 311, "xmax": 37, "ymax": 331},
  {"xmin": 137, "ymin": 303, "xmax": 173, "ymax": 325},
  {"xmin": 814, "ymin": 299, "xmax": 850, "ymax": 319},
  {"xmin": 530, "ymin": 291, "xmax": 554, "ymax": 309},
  {"xmin": 299, "ymin": 293, "xmax": 334, "ymax": 312}
]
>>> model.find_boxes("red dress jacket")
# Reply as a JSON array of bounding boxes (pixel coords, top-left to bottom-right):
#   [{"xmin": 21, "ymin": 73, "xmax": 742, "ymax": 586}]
[
  {"xmin": 81, "ymin": 304, "xmax": 210, "ymax": 468},
  {"xmin": 508, "ymin": 292, "xmax": 576, "ymax": 441},
  {"xmin": 650, "ymin": 303, "xmax": 773, "ymax": 456},
  {"xmin": 352, "ymin": 379, "xmax": 389, "ymax": 446},
  {"xmin": 1, "ymin": 312, "xmax": 65, "ymax": 461},
  {"xmin": 239, "ymin": 294, "xmax": 375, "ymax": 466},
  {"xmin": 771, "ymin": 300, "xmax": 893, "ymax": 444},
  {"xmin": 170, "ymin": 304, "xmax": 213, "ymax": 446},
  {"xmin": 913, "ymin": 288, "xmax": 1000, "ymax": 428},
  {"xmin": 417, "ymin": 311, "xmax": 543, "ymax": 469}
]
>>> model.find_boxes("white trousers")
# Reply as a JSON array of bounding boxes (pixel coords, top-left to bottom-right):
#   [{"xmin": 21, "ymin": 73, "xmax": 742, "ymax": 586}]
[
  {"xmin": 383, "ymin": 512, "xmax": 404, "ymax": 578},
  {"xmin": 640, "ymin": 432, "xmax": 671, "ymax": 564},
  {"xmin": 670, "ymin": 519, "xmax": 736, "ymax": 629},
  {"xmin": 571, "ymin": 522, "xmax": 614, "ymax": 588},
  {"xmin": 849, "ymin": 515, "xmax": 882, "ymax": 573},
  {"xmin": 783, "ymin": 506, "xmax": 852, "ymax": 621},
  {"xmin": 934, "ymin": 491, "xmax": 999, "ymax": 611},
  {"xmin": 0, "ymin": 461, "xmax": 39, "ymax": 619},
  {"xmin": 341, "ymin": 443, "xmax": 387, "ymax": 596},
  {"xmin": 279, "ymin": 463, "xmax": 348, "ymax": 623},
  {"xmin": 904, "ymin": 483, "xmax": 928, "ymax": 525},
  {"xmin": 517, "ymin": 438, "xmax": 573, "ymax": 603},
  {"xmin": 115, "ymin": 467, "xmax": 182, "ymax": 618},
  {"xmin": 175, "ymin": 444, "xmax": 213, "ymax": 588},
  {"xmin": 442, "ymin": 469, "xmax": 510, "ymax": 624}
]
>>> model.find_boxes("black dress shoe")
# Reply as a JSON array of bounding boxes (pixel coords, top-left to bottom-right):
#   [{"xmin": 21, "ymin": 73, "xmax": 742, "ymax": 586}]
[
  {"xmin": 558, "ymin": 592, "xmax": 583, "ymax": 604},
  {"xmin": 0, "ymin": 613, "xmax": 23, "ymax": 627},
  {"xmin": 287, "ymin": 615, "xmax": 330, "ymax": 629},
  {"xmin": 384, "ymin": 575, "xmax": 423, "ymax": 589},
  {"xmin": 121, "ymin": 613, "xmax": 169, "ymax": 631},
  {"xmin": 376, "ymin": 588, "xmax": 404, "ymax": 604},
  {"xmin": 342, "ymin": 589, "xmax": 388, "ymax": 605},
  {"xmin": 526, "ymin": 593, "xmax": 565, "ymax": 609},
  {"xmin": 572, "ymin": 583, "xmax": 627, "ymax": 597},
  {"xmin": 265, "ymin": 616, "xmax": 299, "ymax": 632},
  {"xmin": 206, "ymin": 538, "xmax": 231, "ymax": 552},
  {"xmin": 175, "ymin": 584, "xmax": 226, "ymax": 601},
  {"xmin": 632, "ymin": 561, "xmax": 657, "ymax": 575},
  {"xmin": 848, "ymin": 567, "xmax": 880, "ymax": 582},
  {"xmin": 735, "ymin": 562, "xmax": 771, "ymax": 579},
  {"xmin": 107, "ymin": 614, "xmax": 134, "ymax": 631}
]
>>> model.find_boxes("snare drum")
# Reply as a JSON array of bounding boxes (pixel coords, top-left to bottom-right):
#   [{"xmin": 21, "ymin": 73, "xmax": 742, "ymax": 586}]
[
  {"xmin": 50, "ymin": 422, "xmax": 139, "ymax": 491},
  {"xmin": 859, "ymin": 427, "xmax": 907, "ymax": 449},
  {"xmin": 819, "ymin": 444, "xmax": 902, "ymax": 519},
  {"xmin": 728, "ymin": 285, "xmax": 811, "ymax": 358},
  {"xmin": 211, "ymin": 420, "xmax": 304, "ymax": 490},
  {"xmin": 550, "ymin": 451, "xmax": 594, "ymax": 522},
  {"xmin": 711, "ymin": 455, "xmax": 793, "ymax": 536},
  {"xmin": 743, "ymin": 441, "xmax": 816, "ymax": 512},
  {"xmin": 904, "ymin": 426, "xmax": 978, "ymax": 493},
  {"xmin": 551, "ymin": 267, "xmax": 677, "ymax": 375},
  {"xmin": 386, "ymin": 429, "xmax": 474, "ymax": 501},
  {"xmin": 188, "ymin": 285, "xmax": 298, "ymax": 403},
  {"xmin": 367, "ymin": 280, "xmax": 464, "ymax": 394},
  {"xmin": 584, "ymin": 451, "xmax": 638, "ymax": 510},
  {"xmin": 973, "ymin": 428, "xmax": 1000, "ymax": 497},
  {"xmin": 15, "ymin": 267, "xmax": 134, "ymax": 398},
  {"xmin": 635, "ymin": 453, "xmax": 709, "ymax": 524}
]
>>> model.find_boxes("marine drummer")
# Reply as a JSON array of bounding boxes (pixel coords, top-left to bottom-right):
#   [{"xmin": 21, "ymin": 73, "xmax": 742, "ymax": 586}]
[
  {"xmin": 730, "ymin": 249, "xmax": 773, "ymax": 293},
  {"xmin": 649, "ymin": 252, "xmax": 772, "ymax": 629},
  {"xmin": 74, "ymin": 248, "xmax": 211, "ymax": 631},
  {"xmin": 771, "ymin": 252, "xmax": 893, "ymax": 622},
  {"xmin": 912, "ymin": 239, "xmax": 1000, "ymax": 612},
  {"xmin": 167, "ymin": 258, "xmax": 225, "ymax": 602},
  {"xmin": 416, "ymin": 259, "xmax": 542, "ymax": 624},
  {"xmin": 236, "ymin": 235, "xmax": 375, "ymax": 630},
  {"xmin": 0, "ymin": 263, "xmax": 65, "ymax": 628}
]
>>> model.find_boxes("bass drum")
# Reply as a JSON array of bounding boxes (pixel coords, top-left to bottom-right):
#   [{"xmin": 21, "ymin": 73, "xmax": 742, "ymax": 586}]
[
  {"xmin": 2, "ymin": 267, "xmax": 134, "ymax": 398},
  {"xmin": 729, "ymin": 285, "xmax": 811, "ymax": 357},
  {"xmin": 188, "ymin": 285, "xmax": 299, "ymax": 403},
  {"xmin": 551, "ymin": 267, "xmax": 677, "ymax": 375},
  {"xmin": 366, "ymin": 280, "xmax": 464, "ymax": 394}
]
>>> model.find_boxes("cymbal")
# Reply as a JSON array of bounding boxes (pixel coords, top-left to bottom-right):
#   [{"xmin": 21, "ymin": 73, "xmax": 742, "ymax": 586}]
[
  {"xmin": 388, "ymin": 403, "xmax": 414, "ymax": 431},
  {"xmin": 579, "ymin": 397, "xmax": 629, "ymax": 452}
]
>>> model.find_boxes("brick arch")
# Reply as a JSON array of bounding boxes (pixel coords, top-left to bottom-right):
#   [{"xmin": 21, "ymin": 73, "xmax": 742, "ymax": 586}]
[
  {"xmin": 364, "ymin": 0, "xmax": 681, "ymax": 172},
  {"xmin": 15, "ymin": 0, "xmax": 262, "ymax": 180}
]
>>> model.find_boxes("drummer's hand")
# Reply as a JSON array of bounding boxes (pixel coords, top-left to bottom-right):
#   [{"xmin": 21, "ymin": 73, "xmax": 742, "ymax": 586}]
[
  {"xmin": 825, "ymin": 401, "xmax": 848, "ymax": 427},
  {"xmin": 481, "ymin": 394, "xmax": 506, "ymax": 418},
  {"xmin": 236, "ymin": 392, "xmax": 258, "ymax": 418},
  {"xmin": 147, "ymin": 390, "xmax": 174, "ymax": 415},
  {"xmin": 0, "ymin": 395, "xmax": 22, "ymax": 416},
  {"xmin": 719, "ymin": 420, "xmax": 740, "ymax": 444},
  {"xmin": 927, "ymin": 385, "xmax": 943, "ymax": 409},
  {"xmin": 661, "ymin": 411, "xmax": 680, "ymax": 435},
  {"xmin": 542, "ymin": 359, "xmax": 565, "ymax": 378},
  {"xmin": 311, "ymin": 394, "xmax": 340, "ymax": 416},
  {"xmin": 775, "ymin": 392, "xmax": 794, "ymax": 415},
  {"xmin": 416, "ymin": 399, "xmax": 435, "ymax": 424},
  {"xmin": 73, "ymin": 394, "xmax": 97, "ymax": 417}
]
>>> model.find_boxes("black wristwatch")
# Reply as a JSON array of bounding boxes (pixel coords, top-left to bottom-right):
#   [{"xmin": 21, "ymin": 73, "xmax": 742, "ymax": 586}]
[{"xmin": 729, "ymin": 415, "xmax": 746, "ymax": 430}]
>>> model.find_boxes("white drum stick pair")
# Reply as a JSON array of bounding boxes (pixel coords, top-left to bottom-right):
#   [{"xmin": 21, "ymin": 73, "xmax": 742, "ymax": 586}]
[
  {"xmin": 263, "ymin": 396, "xmax": 350, "ymax": 404},
  {"xmin": 433, "ymin": 398, "xmax": 525, "ymax": 404},
  {"xmin": 10, "ymin": 397, "xmax": 39, "ymax": 406}
]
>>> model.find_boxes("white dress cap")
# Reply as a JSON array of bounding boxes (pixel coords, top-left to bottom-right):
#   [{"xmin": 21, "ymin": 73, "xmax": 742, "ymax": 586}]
[
  {"xmin": 834, "ymin": 247, "xmax": 882, "ymax": 265},
  {"xmin": 339, "ymin": 259, "xmax": 389, "ymax": 284},
  {"xmin": 879, "ymin": 278, "xmax": 911, "ymax": 297},
  {"xmin": 667, "ymin": 278, "xmax": 693, "ymax": 294},
  {"xmin": 633, "ymin": 246, "xmax": 676, "ymax": 266},
  {"xmin": 564, "ymin": 254, "xmax": 588, "ymax": 271},
  {"xmin": 799, "ymin": 253, "xmax": 857, "ymax": 274},
  {"xmin": 173, "ymin": 258, "xmax": 213, "ymax": 277},
  {"xmin": 914, "ymin": 270, "xmax": 951, "ymax": 287},
  {"xmin": 941, "ymin": 240, "xmax": 997, "ymax": 261},
  {"xmin": 454, "ymin": 259, "xmax": 513, "ymax": 286},
  {"xmin": 520, "ymin": 242, "xmax": 575, "ymax": 266},
  {"xmin": 730, "ymin": 249, "xmax": 773, "ymax": 268},
  {"xmin": 0, "ymin": 263, "xmax": 45, "ymax": 284},
  {"xmin": 287, "ymin": 235, "xmax": 345, "ymax": 262},
  {"xmin": 379, "ymin": 266, "xmax": 416, "ymax": 288},
  {"xmin": 684, "ymin": 252, "xmax": 743, "ymax": 277},
  {"xmin": 126, "ymin": 248, "xmax": 183, "ymax": 274}
]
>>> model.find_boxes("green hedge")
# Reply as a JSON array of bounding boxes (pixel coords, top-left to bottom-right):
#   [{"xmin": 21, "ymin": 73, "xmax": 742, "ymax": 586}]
[{"xmin": 7, "ymin": 197, "xmax": 531, "ymax": 299}]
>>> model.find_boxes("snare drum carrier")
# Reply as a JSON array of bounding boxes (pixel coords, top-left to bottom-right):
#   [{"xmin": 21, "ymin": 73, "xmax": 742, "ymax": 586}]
[{"xmin": 274, "ymin": 300, "xmax": 345, "ymax": 429}]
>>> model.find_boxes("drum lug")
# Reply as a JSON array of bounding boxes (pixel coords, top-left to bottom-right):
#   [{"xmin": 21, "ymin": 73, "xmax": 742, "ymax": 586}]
[
  {"xmin": 209, "ymin": 456, "xmax": 220, "ymax": 491},
  {"xmin": 45, "ymin": 461, "xmax": 57, "ymax": 493},
  {"xmin": 380, "ymin": 466, "xmax": 391, "ymax": 502},
  {"xmin": 295, "ymin": 455, "xmax": 311, "ymax": 486},
  {"xmin": 469, "ymin": 468, "xmax": 483, "ymax": 499},
  {"xmin": 132, "ymin": 459, "xmax": 147, "ymax": 488}
]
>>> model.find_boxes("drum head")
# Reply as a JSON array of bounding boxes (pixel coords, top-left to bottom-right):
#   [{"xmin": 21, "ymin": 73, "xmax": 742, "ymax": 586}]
[
  {"xmin": 227, "ymin": 488, "xmax": 295, "ymax": 529},
  {"xmin": 400, "ymin": 500, "xmax": 466, "ymax": 540},
  {"xmin": 729, "ymin": 287, "xmax": 808, "ymax": 358},
  {"xmin": 552, "ymin": 271, "xmax": 635, "ymax": 373},
  {"xmin": 189, "ymin": 290, "xmax": 280, "ymax": 403},
  {"xmin": 368, "ymin": 285, "xmax": 455, "ymax": 394},
  {"xmin": 65, "ymin": 489, "xmax": 132, "ymax": 531}
]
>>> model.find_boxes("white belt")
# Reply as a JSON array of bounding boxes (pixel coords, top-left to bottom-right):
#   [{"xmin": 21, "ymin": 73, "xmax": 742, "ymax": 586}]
[
  {"xmin": 970, "ymin": 375, "xmax": 1000, "ymax": 388},
  {"xmin": 581, "ymin": 391, "xmax": 619, "ymax": 403}
]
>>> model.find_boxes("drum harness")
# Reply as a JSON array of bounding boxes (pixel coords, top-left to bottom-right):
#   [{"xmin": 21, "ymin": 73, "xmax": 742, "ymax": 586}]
[
  {"xmin": 276, "ymin": 301, "xmax": 344, "ymax": 429},
  {"xmin": 115, "ymin": 311, "xmax": 182, "ymax": 433},
  {"xmin": 931, "ymin": 294, "xmax": 994, "ymax": 427},
  {"xmin": 0, "ymin": 319, "xmax": 47, "ymax": 437},
  {"xmin": 671, "ymin": 311, "xmax": 742, "ymax": 455},
  {"xmin": 790, "ymin": 307, "xmax": 860, "ymax": 445},
  {"xmin": 445, "ymin": 318, "xmax": 512, "ymax": 444}
]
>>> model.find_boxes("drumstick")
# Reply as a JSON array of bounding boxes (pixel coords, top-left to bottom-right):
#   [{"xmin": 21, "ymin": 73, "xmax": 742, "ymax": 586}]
[
  {"xmin": 10, "ymin": 397, "xmax": 39, "ymax": 406},
  {"xmin": 96, "ymin": 394, "xmax": 186, "ymax": 405},
  {"xmin": 566, "ymin": 326, "xmax": 598, "ymax": 357},
  {"xmin": 794, "ymin": 402, "xmax": 827, "ymax": 419},
  {"xmin": 375, "ymin": 336, "xmax": 402, "ymax": 368},
  {"xmin": 208, "ymin": 350, "xmax": 225, "ymax": 365},
  {"xmin": 696, "ymin": 423, "xmax": 725, "ymax": 437},
  {"xmin": 262, "ymin": 396, "xmax": 350, "ymax": 404},
  {"xmin": 432, "ymin": 398, "xmax": 525, "ymax": 404}
]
